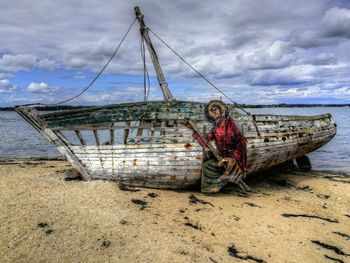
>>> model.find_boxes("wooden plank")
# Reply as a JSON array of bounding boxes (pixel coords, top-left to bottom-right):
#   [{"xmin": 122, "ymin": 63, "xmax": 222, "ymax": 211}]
[
  {"xmin": 123, "ymin": 121, "xmax": 131, "ymax": 144},
  {"xmin": 73, "ymin": 150, "xmax": 202, "ymax": 158},
  {"xmin": 41, "ymin": 101, "xmax": 209, "ymax": 128},
  {"xmin": 81, "ymin": 165, "xmax": 202, "ymax": 174},
  {"xmin": 70, "ymin": 147, "xmax": 202, "ymax": 155},
  {"xmin": 45, "ymin": 129, "xmax": 91, "ymax": 180},
  {"xmin": 136, "ymin": 120, "xmax": 144, "ymax": 137},
  {"xmin": 40, "ymin": 100, "xmax": 333, "ymax": 130},
  {"xmin": 110, "ymin": 123, "xmax": 115, "ymax": 145},
  {"xmin": 55, "ymin": 130, "xmax": 70, "ymax": 145},
  {"xmin": 49, "ymin": 116, "xmax": 335, "ymax": 153},
  {"xmin": 91, "ymin": 172, "xmax": 200, "ymax": 189},
  {"xmin": 15, "ymin": 107, "xmax": 92, "ymax": 180},
  {"xmin": 74, "ymin": 153, "xmax": 202, "ymax": 161},
  {"xmin": 85, "ymin": 167, "xmax": 201, "ymax": 177},
  {"xmin": 77, "ymin": 158, "xmax": 201, "ymax": 167},
  {"xmin": 70, "ymin": 143, "xmax": 202, "ymax": 151},
  {"xmin": 74, "ymin": 130, "xmax": 86, "ymax": 145},
  {"xmin": 93, "ymin": 130, "xmax": 100, "ymax": 146}
]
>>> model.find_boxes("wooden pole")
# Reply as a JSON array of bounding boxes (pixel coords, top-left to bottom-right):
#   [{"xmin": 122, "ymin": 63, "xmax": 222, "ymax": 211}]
[{"xmin": 134, "ymin": 6, "xmax": 174, "ymax": 101}]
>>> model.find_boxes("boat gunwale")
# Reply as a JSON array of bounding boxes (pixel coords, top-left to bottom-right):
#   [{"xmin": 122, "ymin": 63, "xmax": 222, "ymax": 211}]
[
  {"xmin": 22, "ymin": 100, "xmax": 334, "ymax": 124},
  {"xmin": 32, "ymin": 100, "xmax": 208, "ymax": 119}
]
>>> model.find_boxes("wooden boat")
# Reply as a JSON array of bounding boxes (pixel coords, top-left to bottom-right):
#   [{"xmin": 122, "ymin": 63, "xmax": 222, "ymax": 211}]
[{"xmin": 15, "ymin": 7, "xmax": 336, "ymax": 189}]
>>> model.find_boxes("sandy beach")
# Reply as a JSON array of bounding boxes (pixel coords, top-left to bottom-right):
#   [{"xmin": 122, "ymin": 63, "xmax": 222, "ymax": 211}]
[{"xmin": 0, "ymin": 158, "xmax": 349, "ymax": 263}]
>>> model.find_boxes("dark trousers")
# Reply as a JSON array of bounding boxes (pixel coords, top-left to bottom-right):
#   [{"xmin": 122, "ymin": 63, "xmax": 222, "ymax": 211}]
[{"xmin": 201, "ymin": 150, "xmax": 228, "ymax": 193}]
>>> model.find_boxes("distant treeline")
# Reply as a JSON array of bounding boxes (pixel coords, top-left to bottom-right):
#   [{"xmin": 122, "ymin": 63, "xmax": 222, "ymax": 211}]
[
  {"xmin": 1, "ymin": 103, "xmax": 350, "ymax": 111},
  {"xmin": 240, "ymin": 103, "xmax": 350, "ymax": 108},
  {"xmin": 0, "ymin": 105, "xmax": 93, "ymax": 111}
]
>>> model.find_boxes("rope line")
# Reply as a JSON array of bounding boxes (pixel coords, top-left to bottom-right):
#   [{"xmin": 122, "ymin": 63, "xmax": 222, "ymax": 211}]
[
  {"xmin": 140, "ymin": 35, "xmax": 151, "ymax": 101},
  {"xmin": 20, "ymin": 17, "xmax": 137, "ymax": 107},
  {"xmin": 20, "ymin": 17, "xmax": 250, "ymax": 117},
  {"xmin": 148, "ymin": 28, "xmax": 251, "ymax": 115}
]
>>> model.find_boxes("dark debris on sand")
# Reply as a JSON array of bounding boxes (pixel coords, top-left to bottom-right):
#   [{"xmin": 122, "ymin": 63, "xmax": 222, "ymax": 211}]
[
  {"xmin": 324, "ymin": 255, "xmax": 344, "ymax": 263},
  {"xmin": 119, "ymin": 184, "xmax": 141, "ymax": 192},
  {"xmin": 37, "ymin": 222, "xmax": 55, "ymax": 235},
  {"xmin": 333, "ymin": 231, "xmax": 350, "ymax": 240},
  {"xmin": 242, "ymin": 202, "xmax": 262, "ymax": 208},
  {"xmin": 131, "ymin": 199, "xmax": 148, "ymax": 210},
  {"xmin": 184, "ymin": 222, "xmax": 202, "ymax": 231},
  {"xmin": 37, "ymin": 222, "xmax": 48, "ymax": 228},
  {"xmin": 228, "ymin": 244, "xmax": 266, "ymax": 263},
  {"xmin": 311, "ymin": 240, "xmax": 350, "ymax": 256},
  {"xmin": 323, "ymin": 175, "xmax": 350, "ymax": 184},
  {"xmin": 101, "ymin": 240, "xmax": 111, "ymax": 248},
  {"xmin": 147, "ymin": 192, "xmax": 158, "ymax": 198},
  {"xmin": 119, "ymin": 219, "xmax": 128, "ymax": 225},
  {"xmin": 189, "ymin": 194, "xmax": 214, "ymax": 207},
  {"xmin": 282, "ymin": 213, "xmax": 339, "ymax": 223}
]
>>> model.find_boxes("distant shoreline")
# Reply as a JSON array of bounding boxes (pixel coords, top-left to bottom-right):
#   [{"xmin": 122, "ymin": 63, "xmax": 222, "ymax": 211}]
[{"xmin": 1, "ymin": 104, "xmax": 350, "ymax": 111}]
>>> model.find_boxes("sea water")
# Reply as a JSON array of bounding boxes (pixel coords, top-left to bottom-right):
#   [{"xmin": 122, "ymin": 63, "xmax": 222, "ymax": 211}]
[{"xmin": 1, "ymin": 107, "xmax": 349, "ymax": 173}]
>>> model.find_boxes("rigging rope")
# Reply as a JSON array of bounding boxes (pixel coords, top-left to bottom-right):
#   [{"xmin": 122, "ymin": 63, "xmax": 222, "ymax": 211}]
[
  {"xmin": 140, "ymin": 35, "xmax": 151, "ymax": 101},
  {"xmin": 21, "ymin": 17, "xmax": 250, "ymax": 117},
  {"xmin": 147, "ymin": 27, "xmax": 251, "ymax": 116},
  {"xmin": 20, "ymin": 17, "xmax": 138, "ymax": 107}
]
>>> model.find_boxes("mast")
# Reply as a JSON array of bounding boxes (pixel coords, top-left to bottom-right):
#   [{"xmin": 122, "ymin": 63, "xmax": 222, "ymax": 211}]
[{"xmin": 134, "ymin": 6, "xmax": 174, "ymax": 101}]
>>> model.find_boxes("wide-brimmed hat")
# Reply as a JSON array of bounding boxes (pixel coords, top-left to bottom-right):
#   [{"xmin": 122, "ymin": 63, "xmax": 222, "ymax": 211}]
[{"xmin": 205, "ymin": 100, "xmax": 229, "ymax": 121}]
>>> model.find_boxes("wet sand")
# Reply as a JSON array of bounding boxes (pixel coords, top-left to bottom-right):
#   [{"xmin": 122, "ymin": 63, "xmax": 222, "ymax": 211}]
[{"xmin": 0, "ymin": 159, "xmax": 349, "ymax": 263}]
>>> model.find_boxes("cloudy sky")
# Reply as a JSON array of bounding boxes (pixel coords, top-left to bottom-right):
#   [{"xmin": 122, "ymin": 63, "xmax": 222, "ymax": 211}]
[{"xmin": 1, "ymin": 0, "xmax": 350, "ymax": 106}]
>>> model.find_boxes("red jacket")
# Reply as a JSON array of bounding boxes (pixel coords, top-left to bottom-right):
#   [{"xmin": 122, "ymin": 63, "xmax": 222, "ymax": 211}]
[{"xmin": 193, "ymin": 116, "xmax": 247, "ymax": 171}]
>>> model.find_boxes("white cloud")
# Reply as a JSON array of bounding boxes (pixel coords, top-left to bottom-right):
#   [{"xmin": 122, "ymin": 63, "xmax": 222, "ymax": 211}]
[
  {"xmin": 0, "ymin": 79, "xmax": 17, "ymax": 93},
  {"xmin": 0, "ymin": 54, "xmax": 36, "ymax": 73},
  {"xmin": 290, "ymin": 7, "xmax": 350, "ymax": 49},
  {"xmin": 248, "ymin": 65, "xmax": 316, "ymax": 86},
  {"xmin": 238, "ymin": 41, "xmax": 295, "ymax": 70},
  {"xmin": 0, "ymin": 55, "xmax": 59, "ymax": 74},
  {"xmin": 321, "ymin": 7, "xmax": 350, "ymax": 38},
  {"xmin": 299, "ymin": 53, "xmax": 337, "ymax": 65},
  {"xmin": 334, "ymin": 87, "xmax": 350, "ymax": 96},
  {"xmin": 255, "ymin": 86, "xmax": 329, "ymax": 100},
  {"xmin": 73, "ymin": 73, "xmax": 86, "ymax": 79},
  {"xmin": 37, "ymin": 58, "xmax": 60, "ymax": 70},
  {"xmin": 0, "ymin": 72, "xmax": 13, "ymax": 79},
  {"xmin": 78, "ymin": 87, "xmax": 145, "ymax": 104},
  {"xmin": 1, "ymin": 1, "xmax": 350, "ymax": 105},
  {"xmin": 27, "ymin": 82, "xmax": 58, "ymax": 93}
]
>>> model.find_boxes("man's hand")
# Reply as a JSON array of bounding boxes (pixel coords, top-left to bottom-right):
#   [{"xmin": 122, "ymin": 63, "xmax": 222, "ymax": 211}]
[
  {"xmin": 218, "ymin": 157, "xmax": 235, "ymax": 175},
  {"xmin": 218, "ymin": 157, "xmax": 245, "ymax": 183}
]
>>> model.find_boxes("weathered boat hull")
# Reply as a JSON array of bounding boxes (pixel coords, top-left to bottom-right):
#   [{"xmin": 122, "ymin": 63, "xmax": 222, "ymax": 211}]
[{"xmin": 16, "ymin": 101, "xmax": 336, "ymax": 189}]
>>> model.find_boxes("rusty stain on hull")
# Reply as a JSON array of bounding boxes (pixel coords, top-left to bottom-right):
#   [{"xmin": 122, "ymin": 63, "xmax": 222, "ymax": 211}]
[
  {"xmin": 184, "ymin": 143, "xmax": 192, "ymax": 150},
  {"xmin": 15, "ymin": 101, "xmax": 337, "ymax": 189}
]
